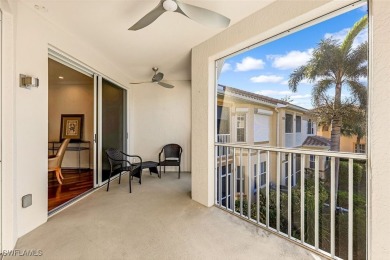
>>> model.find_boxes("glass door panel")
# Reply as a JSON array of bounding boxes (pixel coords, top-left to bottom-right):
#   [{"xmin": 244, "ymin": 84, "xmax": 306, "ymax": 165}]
[{"xmin": 101, "ymin": 79, "xmax": 127, "ymax": 182}]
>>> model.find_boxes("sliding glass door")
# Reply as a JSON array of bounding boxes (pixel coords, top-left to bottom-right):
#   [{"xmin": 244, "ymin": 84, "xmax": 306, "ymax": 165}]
[{"xmin": 96, "ymin": 77, "xmax": 127, "ymax": 184}]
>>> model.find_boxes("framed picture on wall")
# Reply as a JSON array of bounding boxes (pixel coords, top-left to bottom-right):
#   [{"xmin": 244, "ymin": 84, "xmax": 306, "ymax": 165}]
[{"xmin": 60, "ymin": 114, "xmax": 84, "ymax": 141}]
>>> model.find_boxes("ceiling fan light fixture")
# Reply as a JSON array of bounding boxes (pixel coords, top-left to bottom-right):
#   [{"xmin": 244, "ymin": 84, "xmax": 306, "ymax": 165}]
[{"xmin": 163, "ymin": 0, "xmax": 178, "ymax": 12}]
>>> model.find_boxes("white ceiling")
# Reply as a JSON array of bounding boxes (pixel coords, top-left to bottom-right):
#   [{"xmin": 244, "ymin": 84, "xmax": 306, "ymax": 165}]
[{"xmin": 23, "ymin": 0, "xmax": 274, "ymax": 82}]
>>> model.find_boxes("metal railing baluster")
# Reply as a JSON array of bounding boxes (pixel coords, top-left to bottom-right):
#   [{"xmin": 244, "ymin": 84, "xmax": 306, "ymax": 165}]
[
  {"xmin": 315, "ymin": 155, "xmax": 319, "ymax": 250},
  {"xmin": 277, "ymin": 152, "xmax": 281, "ymax": 232},
  {"xmin": 331, "ymin": 157, "xmax": 336, "ymax": 258},
  {"xmin": 248, "ymin": 149, "xmax": 252, "ymax": 219},
  {"xmin": 288, "ymin": 153, "xmax": 292, "ymax": 238},
  {"xmin": 300, "ymin": 154, "xmax": 305, "ymax": 243},
  {"xmin": 348, "ymin": 158, "xmax": 354, "ymax": 260}
]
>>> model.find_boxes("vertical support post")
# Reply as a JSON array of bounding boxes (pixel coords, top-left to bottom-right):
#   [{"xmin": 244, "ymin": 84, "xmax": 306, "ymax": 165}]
[
  {"xmin": 331, "ymin": 157, "xmax": 336, "ymax": 258},
  {"xmin": 276, "ymin": 152, "xmax": 281, "ymax": 231},
  {"xmin": 218, "ymin": 146, "xmax": 222, "ymax": 207},
  {"xmin": 248, "ymin": 149, "xmax": 252, "ymax": 219},
  {"xmin": 225, "ymin": 146, "xmax": 229, "ymax": 210},
  {"xmin": 300, "ymin": 154, "xmax": 305, "ymax": 243},
  {"xmin": 315, "ymin": 155, "xmax": 320, "ymax": 250},
  {"xmin": 257, "ymin": 150, "xmax": 260, "ymax": 224},
  {"xmin": 266, "ymin": 151, "xmax": 270, "ymax": 228},
  {"xmin": 348, "ymin": 158, "xmax": 354, "ymax": 260},
  {"xmin": 288, "ymin": 153, "xmax": 292, "ymax": 238},
  {"xmin": 214, "ymin": 145, "xmax": 218, "ymax": 205},
  {"xmin": 233, "ymin": 147, "xmax": 236, "ymax": 214},
  {"xmin": 240, "ymin": 148, "xmax": 243, "ymax": 216}
]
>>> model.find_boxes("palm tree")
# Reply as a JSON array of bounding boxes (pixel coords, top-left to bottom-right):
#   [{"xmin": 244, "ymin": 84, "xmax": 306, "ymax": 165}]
[{"xmin": 288, "ymin": 15, "xmax": 368, "ymax": 194}]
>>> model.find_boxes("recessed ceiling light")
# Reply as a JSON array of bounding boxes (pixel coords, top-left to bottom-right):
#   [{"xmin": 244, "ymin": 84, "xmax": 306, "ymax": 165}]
[{"xmin": 58, "ymin": 76, "xmax": 64, "ymax": 79}]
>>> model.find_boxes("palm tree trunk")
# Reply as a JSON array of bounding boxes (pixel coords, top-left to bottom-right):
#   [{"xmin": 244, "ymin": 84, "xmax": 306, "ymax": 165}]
[{"xmin": 332, "ymin": 82, "xmax": 342, "ymax": 205}]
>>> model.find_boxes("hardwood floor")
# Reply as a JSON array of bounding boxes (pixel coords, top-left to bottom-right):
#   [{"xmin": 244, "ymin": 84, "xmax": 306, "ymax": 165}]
[{"xmin": 48, "ymin": 169, "xmax": 94, "ymax": 211}]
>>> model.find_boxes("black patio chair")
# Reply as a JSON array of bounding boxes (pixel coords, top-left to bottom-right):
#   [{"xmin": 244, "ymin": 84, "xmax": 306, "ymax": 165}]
[
  {"xmin": 105, "ymin": 148, "xmax": 142, "ymax": 193},
  {"xmin": 159, "ymin": 144, "xmax": 183, "ymax": 179}
]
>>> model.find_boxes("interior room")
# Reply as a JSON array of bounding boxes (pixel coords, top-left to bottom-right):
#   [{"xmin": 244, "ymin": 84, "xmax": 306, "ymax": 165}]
[
  {"xmin": 1, "ymin": 0, "xmax": 389, "ymax": 259},
  {"xmin": 48, "ymin": 58, "xmax": 94, "ymax": 212}
]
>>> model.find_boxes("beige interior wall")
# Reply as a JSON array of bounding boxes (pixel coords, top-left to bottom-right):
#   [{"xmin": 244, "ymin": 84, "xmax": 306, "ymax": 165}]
[
  {"xmin": 48, "ymin": 82, "xmax": 94, "ymax": 168},
  {"xmin": 131, "ymin": 80, "xmax": 191, "ymax": 172}
]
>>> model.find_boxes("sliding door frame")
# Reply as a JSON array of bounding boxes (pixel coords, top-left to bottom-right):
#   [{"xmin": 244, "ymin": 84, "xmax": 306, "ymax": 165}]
[{"xmin": 48, "ymin": 46, "xmax": 130, "ymax": 189}]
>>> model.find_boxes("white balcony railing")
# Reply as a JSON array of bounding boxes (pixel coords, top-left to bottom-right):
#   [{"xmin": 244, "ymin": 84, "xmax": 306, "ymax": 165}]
[
  {"xmin": 217, "ymin": 134, "xmax": 231, "ymax": 143},
  {"xmin": 215, "ymin": 143, "xmax": 367, "ymax": 259}
]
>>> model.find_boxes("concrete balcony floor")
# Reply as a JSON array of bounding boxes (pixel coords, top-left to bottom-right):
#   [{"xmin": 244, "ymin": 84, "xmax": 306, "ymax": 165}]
[{"xmin": 9, "ymin": 172, "xmax": 319, "ymax": 260}]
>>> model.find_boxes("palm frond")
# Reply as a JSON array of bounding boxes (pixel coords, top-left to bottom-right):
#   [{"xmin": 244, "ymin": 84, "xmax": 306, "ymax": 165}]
[
  {"xmin": 341, "ymin": 15, "xmax": 368, "ymax": 54},
  {"xmin": 346, "ymin": 80, "xmax": 368, "ymax": 107},
  {"xmin": 288, "ymin": 66, "xmax": 307, "ymax": 92},
  {"xmin": 312, "ymin": 79, "xmax": 334, "ymax": 101}
]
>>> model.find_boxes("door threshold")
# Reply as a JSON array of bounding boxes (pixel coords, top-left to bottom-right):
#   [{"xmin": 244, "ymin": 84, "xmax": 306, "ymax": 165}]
[{"xmin": 48, "ymin": 187, "xmax": 99, "ymax": 217}]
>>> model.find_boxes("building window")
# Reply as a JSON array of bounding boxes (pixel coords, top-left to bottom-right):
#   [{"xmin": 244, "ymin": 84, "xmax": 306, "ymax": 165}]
[
  {"xmin": 309, "ymin": 155, "xmax": 315, "ymax": 169},
  {"xmin": 236, "ymin": 166, "xmax": 245, "ymax": 193},
  {"xmin": 307, "ymin": 119, "xmax": 315, "ymax": 134},
  {"xmin": 236, "ymin": 113, "xmax": 246, "ymax": 142},
  {"xmin": 354, "ymin": 144, "xmax": 366, "ymax": 153},
  {"xmin": 217, "ymin": 106, "xmax": 230, "ymax": 135},
  {"xmin": 296, "ymin": 115, "xmax": 302, "ymax": 133},
  {"xmin": 285, "ymin": 114, "xmax": 293, "ymax": 133}
]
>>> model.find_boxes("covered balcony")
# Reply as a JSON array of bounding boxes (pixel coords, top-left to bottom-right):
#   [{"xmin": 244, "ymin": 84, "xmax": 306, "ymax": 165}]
[{"xmin": 8, "ymin": 173, "xmax": 315, "ymax": 259}]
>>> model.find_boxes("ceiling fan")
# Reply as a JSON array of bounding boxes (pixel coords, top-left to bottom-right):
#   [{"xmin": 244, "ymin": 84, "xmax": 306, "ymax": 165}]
[
  {"xmin": 130, "ymin": 67, "xmax": 175, "ymax": 88},
  {"xmin": 129, "ymin": 0, "xmax": 230, "ymax": 31}
]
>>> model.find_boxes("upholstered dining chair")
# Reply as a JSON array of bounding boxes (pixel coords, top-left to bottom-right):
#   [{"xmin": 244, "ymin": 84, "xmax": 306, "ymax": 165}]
[
  {"xmin": 159, "ymin": 144, "xmax": 183, "ymax": 179},
  {"xmin": 48, "ymin": 138, "xmax": 70, "ymax": 185}
]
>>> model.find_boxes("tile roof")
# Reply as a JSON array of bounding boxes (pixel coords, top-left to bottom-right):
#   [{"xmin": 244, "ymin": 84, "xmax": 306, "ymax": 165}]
[
  {"xmin": 302, "ymin": 135, "xmax": 331, "ymax": 147},
  {"xmin": 218, "ymin": 84, "xmax": 288, "ymax": 106}
]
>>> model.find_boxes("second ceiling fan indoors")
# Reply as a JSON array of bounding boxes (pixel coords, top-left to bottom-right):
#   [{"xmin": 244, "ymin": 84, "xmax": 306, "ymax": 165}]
[{"xmin": 129, "ymin": 0, "xmax": 231, "ymax": 31}]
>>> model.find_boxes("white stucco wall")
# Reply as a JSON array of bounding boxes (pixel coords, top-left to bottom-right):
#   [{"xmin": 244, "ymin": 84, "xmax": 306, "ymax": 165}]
[
  {"xmin": 132, "ymin": 80, "xmax": 191, "ymax": 172},
  {"xmin": 369, "ymin": 0, "xmax": 390, "ymax": 258},
  {"xmin": 192, "ymin": 0, "xmax": 390, "ymax": 258}
]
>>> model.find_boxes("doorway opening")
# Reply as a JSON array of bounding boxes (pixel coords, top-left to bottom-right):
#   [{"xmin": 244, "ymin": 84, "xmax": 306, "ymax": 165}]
[{"xmin": 48, "ymin": 58, "xmax": 94, "ymax": 212}]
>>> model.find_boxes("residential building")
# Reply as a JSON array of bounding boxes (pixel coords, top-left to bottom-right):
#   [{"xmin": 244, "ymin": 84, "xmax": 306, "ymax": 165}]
[{"xmin": 217, "ymin": 85, "xmax": 317, "ymax": 202}]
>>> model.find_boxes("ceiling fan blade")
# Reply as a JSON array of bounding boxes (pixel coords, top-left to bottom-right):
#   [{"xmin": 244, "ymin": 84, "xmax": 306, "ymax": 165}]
[
  {"xmin": 152, "ymin": 72, "xmax": 164, "ymax": 82},
  {"xmin": 129, "ymin": 82, "xmax": 152, "ymax": 84},
  {"xmin": 158, "ymin": 82, "xmax": 175, "ymax": 88},
  {"xmin": 175, "ymin": 1, "xmax": 230, "ymax": 28},
  {"xmin": 129, "ymin": 1, "xmax": 166, "ymax": 31}
]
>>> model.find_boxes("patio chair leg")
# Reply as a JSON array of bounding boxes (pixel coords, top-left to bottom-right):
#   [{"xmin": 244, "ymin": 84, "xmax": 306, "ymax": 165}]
[
  {"xmin": 118, "ymin": 171, "xmax": 122, "ymax": 184},
  {"xmin": 107, "ymin": 172, "xmax": 112, "ymax": 191},
  {"xmin": 178, "ymin": 166, "xmax": 181, "ymax": 179},
  {"xmin": 129, "ymin": 175, "xmax": 132, "ymax": 193}
]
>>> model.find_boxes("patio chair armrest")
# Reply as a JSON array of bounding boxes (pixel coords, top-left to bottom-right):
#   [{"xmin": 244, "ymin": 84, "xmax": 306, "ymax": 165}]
[{"xmin": 121, "ymin": 152, "xmax": 142, "ymax": 165}]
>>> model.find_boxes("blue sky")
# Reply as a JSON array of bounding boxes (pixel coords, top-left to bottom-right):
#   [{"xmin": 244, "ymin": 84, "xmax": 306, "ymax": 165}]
[{"xmin": 218, "ymin": 5, "xmax": 368, "ymax": 109}]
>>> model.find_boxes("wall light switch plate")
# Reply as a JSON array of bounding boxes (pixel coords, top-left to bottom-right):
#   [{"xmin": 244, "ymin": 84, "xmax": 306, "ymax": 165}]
[{"xmin": 22, "ymin": 194, "xmax": 32, "ymax": 208}]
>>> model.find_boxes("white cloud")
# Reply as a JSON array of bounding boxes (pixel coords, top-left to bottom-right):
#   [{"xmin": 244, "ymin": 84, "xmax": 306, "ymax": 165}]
[
  {"xmin": 324, "ymin": 27, "xmax": 368, "ymax": 49},
  {"xmin": 290, "ymin": 94, "xmax": 311, "ymax": 99},
  {"xmin": 255, "ymin": 90, "xmax": 292, "ymax": 96},
  {"xmin": 250, "ymin": 75, "xmax": 284, "ymax": 83},
  {"xmin": 235, "ymin": 57, "xmax": 265, "ymax": 72},
  {"xmin": 267, "ymin": 49, "xmax": 313, "ymax": 70},
  {"xmin": 221, "ymin": 63, "xmax": 232, "ymax": 73},
  {"xmin": 281, "ymin": 80, "xmax": 289, "ymax": 85}
]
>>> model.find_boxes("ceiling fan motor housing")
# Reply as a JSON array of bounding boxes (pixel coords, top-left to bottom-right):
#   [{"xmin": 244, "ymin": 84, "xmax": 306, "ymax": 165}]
[{"xmin": 163, "ymin": 0, "xmax": 178, "ymax": 12}]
